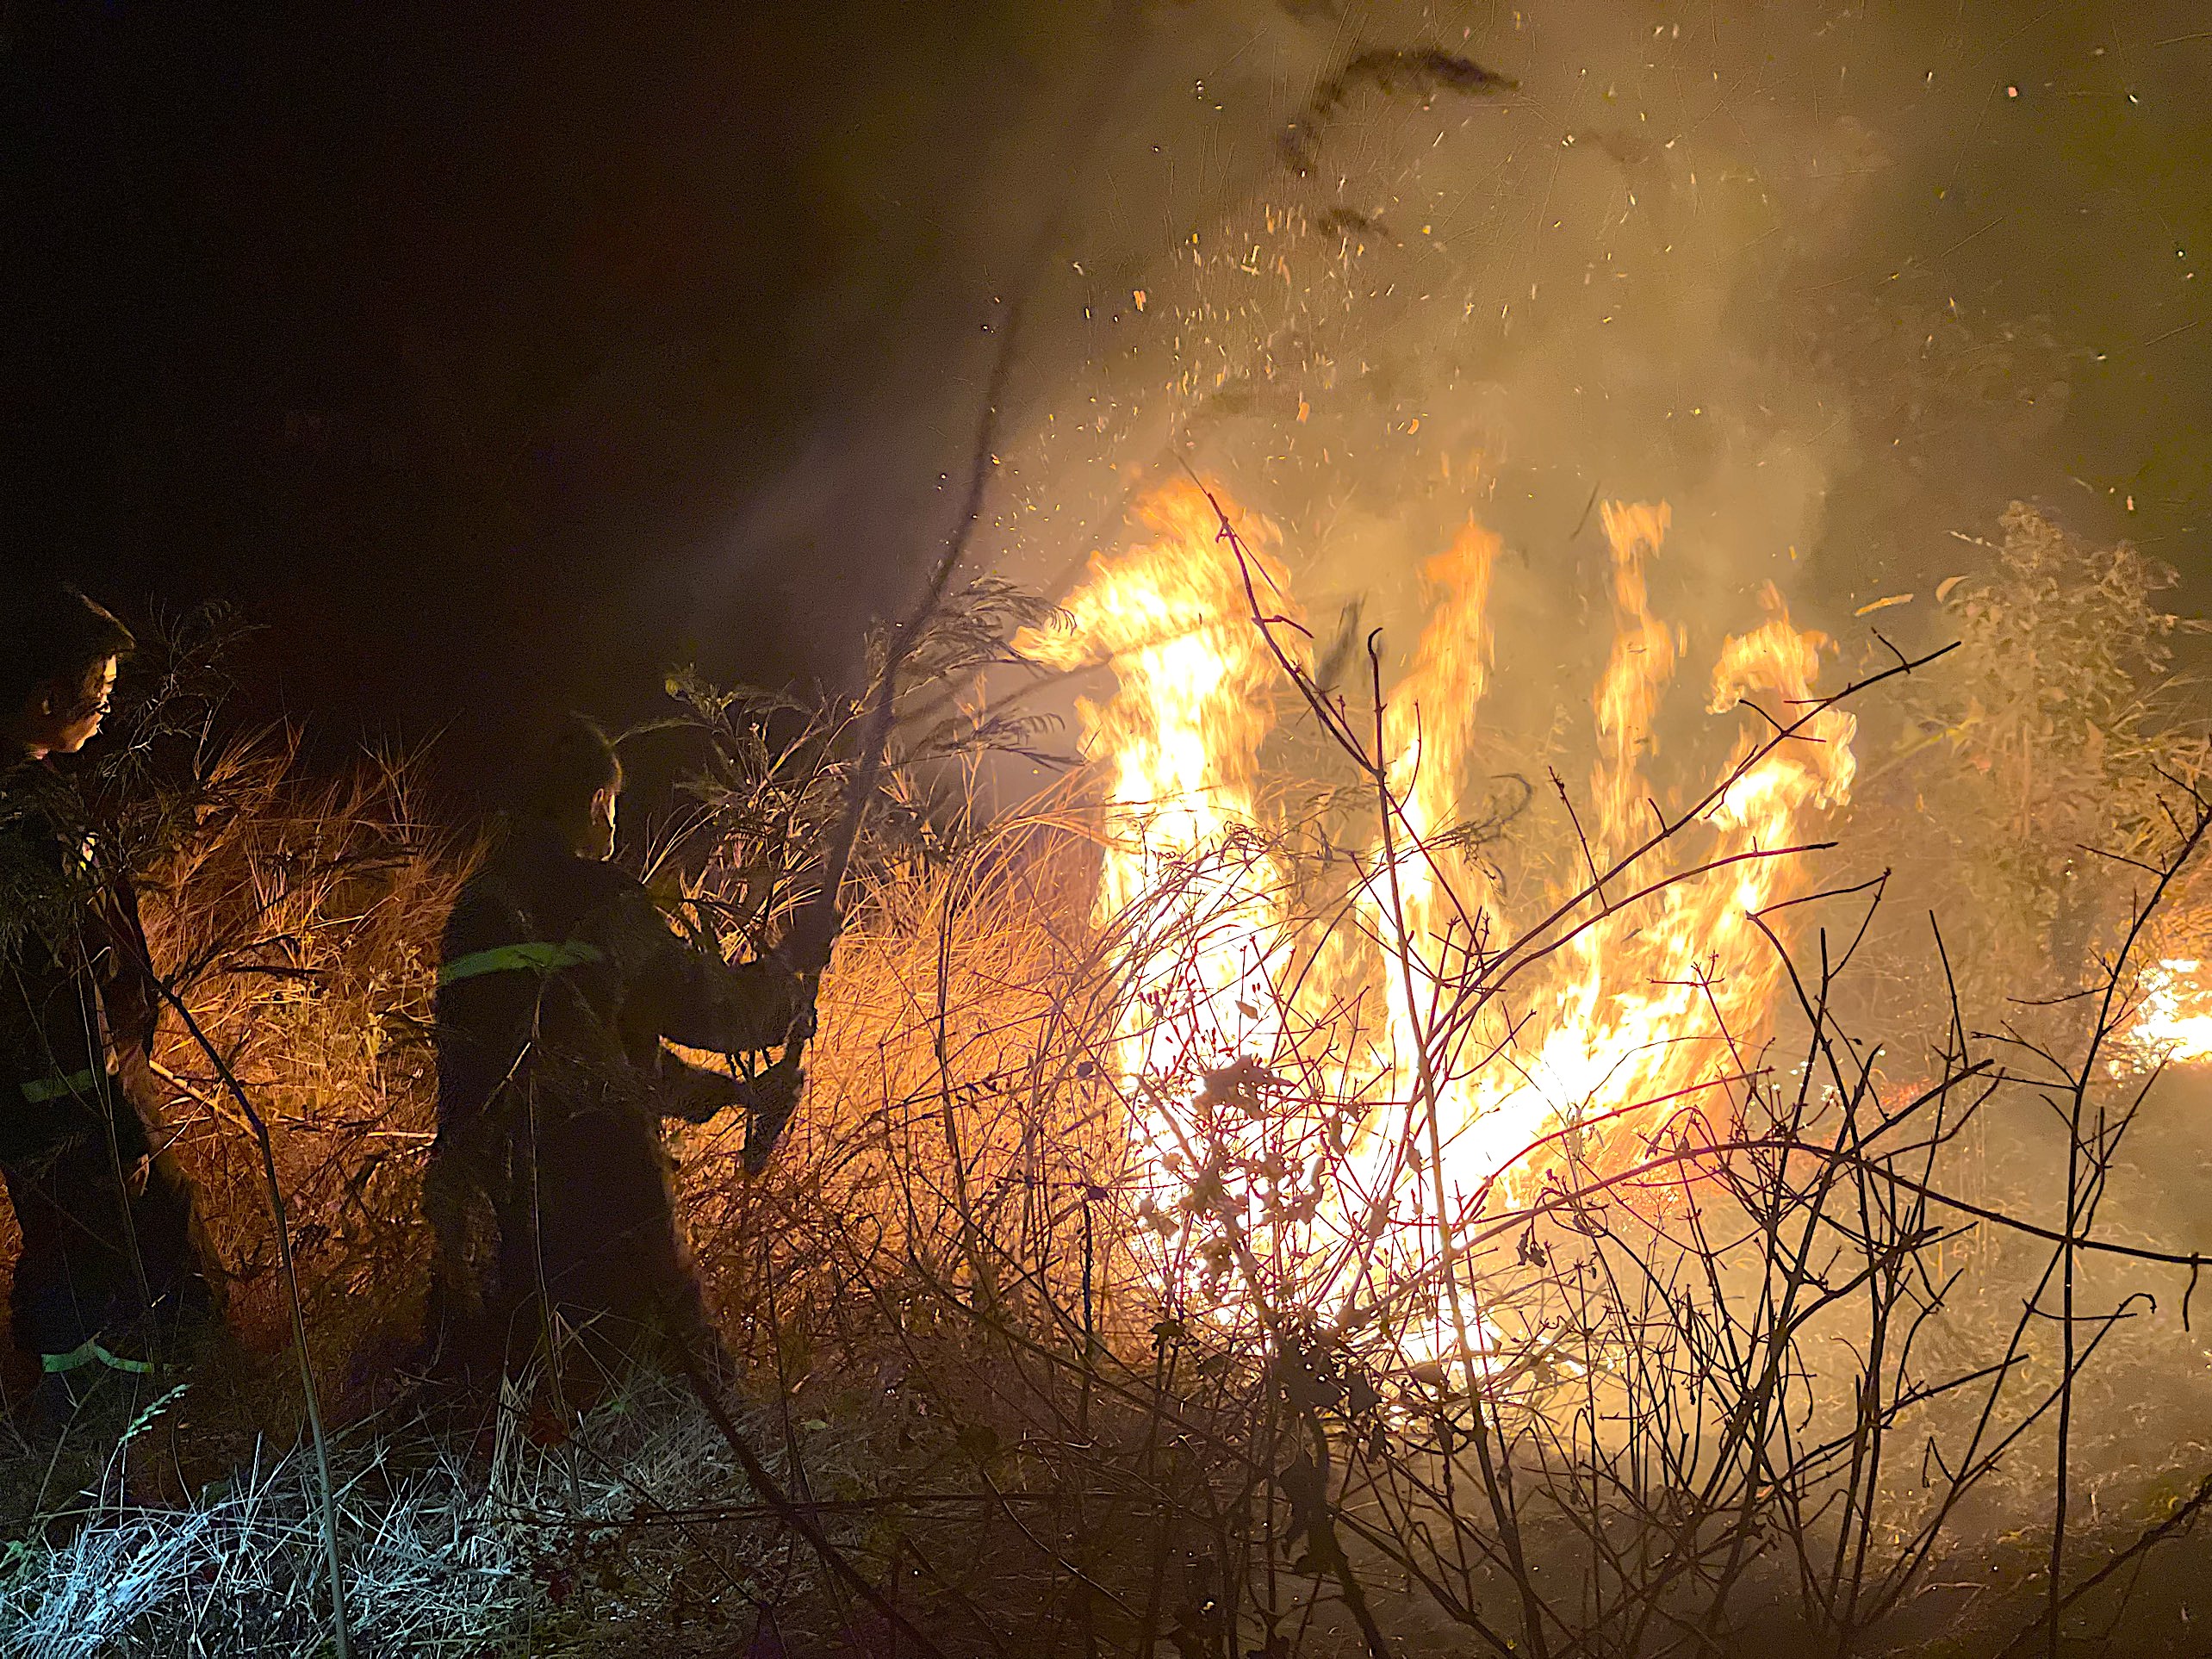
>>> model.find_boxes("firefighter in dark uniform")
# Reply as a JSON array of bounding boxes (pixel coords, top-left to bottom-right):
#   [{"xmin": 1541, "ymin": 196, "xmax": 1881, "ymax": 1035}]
[
  {"xmin": 0, "ymin": 587, "xmax": 220, "ymax": 1404},
  {"xmin": 422, "ymin": 717, "xmax": 822, "ymax": 1386}
]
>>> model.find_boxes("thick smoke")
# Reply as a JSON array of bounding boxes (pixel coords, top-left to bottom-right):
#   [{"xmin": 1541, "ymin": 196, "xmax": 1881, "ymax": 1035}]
[
  {"xmin": 709, "ymin": 1, "xmax": 2212, "ymax": 1542},
  {"xmin": 715, "ymin": 0, "xmax": 2205, "ymax": 780}
]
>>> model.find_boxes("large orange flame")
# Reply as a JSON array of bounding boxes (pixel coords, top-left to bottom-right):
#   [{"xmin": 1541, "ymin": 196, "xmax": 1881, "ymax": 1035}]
[
  {"xmin": 1019, "ymin": 482, "xmax": 1301, "ymax": 1194},
  {"xmin": 2131, "ymin": 958, "xmax": 2212, "ymax": 1065},
  {"xmin": 1019, "ymin": 481, "xmax": 1857, "ymax": 1332}
]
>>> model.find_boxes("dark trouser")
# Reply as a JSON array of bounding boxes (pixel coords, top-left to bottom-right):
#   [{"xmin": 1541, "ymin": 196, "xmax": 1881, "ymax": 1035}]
[
  {"xmin": 3, "ymin": 1089, "xmax": 215, "ymax": 1367},
  {"xmin": 451, "ymin": 1096, "xmax": 729, "ymax": 1385}
]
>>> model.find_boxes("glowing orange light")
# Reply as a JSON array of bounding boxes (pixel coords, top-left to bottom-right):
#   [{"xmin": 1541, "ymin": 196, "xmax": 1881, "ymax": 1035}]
[{"xmin": 1020, "ymin": 482, "xmax": 1855, "ymax": 1347}]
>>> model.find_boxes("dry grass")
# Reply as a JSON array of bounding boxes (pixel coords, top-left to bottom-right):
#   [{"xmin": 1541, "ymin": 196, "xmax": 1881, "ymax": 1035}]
[
  {"xmin": 0, "ymin": 1370, "xmax": 881, "ymax": 1656},
  {"xmin": 136, "ymin": 734, "xmax": 459, "ymax": 1382},
  {"xmin": 3, "ymin": 557, "xmax": 2212, "ymax": 1654}
]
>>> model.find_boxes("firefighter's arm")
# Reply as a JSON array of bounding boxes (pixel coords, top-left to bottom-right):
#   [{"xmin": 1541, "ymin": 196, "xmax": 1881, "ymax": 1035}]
[
  {"xmin": 93, "ymin": 866, "xmax": 163, "ymax": 1057},
  {"xmin": 601, "ymin": 879, "xmax": 805, "ymax": 1052},
  {"xmin": 662, "ymin": 948, "xmax": 806, "ymax": 1051},
  {"xmin": 660, "ymin": 1049, "xmax": 807, "ymax": 1126},
  {"xmin": 659, "ymin": 1053, "xmax": 809, "ymax": 1141},
  {"xmin": 660, "ymin": 1053, "xmax": 746, "ymax": 1122}
]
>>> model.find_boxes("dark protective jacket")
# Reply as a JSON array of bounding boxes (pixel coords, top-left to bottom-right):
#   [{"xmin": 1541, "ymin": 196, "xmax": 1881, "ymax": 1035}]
[
  {"xmin": 424, "ymin": 815, "xmax": 804, "ymax": 1378},
  {"xmin": 0, "ymin": 761, "xmax": 218, "ymax": 1372}
]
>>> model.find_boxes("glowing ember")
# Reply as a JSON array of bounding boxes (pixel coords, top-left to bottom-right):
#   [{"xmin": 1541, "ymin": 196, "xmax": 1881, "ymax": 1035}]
[{"xmin": 1020, "ymin": 480, "xmax": 1855, "ymax": 1333}]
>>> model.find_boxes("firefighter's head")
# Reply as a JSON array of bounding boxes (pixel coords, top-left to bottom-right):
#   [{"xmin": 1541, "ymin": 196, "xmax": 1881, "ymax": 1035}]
[
  {"xmin": 2, "ymin": 584, "xmax": 135, "ymax": 762},
  {"xmin": 523, "ymin": 715, "xmax": 623, "ymax": 861}
]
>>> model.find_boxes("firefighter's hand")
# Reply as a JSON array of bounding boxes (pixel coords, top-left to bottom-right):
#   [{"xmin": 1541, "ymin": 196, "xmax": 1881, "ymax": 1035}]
[
  {"xmin": 742, "ymin": 1050, "xmax": 807, "ymax": 1175},
  {"xmin": 669, "ymin": 1066, "xmax": 748, "ymax": 1124},
  {"xmin": 745, "ymin": 1053, "xmax": 805, "ymax": 1120}
]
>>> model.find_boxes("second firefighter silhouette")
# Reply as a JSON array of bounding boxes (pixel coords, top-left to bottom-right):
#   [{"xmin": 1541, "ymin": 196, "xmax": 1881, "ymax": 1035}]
[{"xmin": 424, "ymin": 718, "xmax": 817, "ymax": 1382}]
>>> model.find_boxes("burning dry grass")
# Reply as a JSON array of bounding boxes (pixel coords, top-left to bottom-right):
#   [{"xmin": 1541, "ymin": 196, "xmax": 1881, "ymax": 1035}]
[{"xmin": 3, "ymin": 519, "xmax": 2212, "ymax": 1654}]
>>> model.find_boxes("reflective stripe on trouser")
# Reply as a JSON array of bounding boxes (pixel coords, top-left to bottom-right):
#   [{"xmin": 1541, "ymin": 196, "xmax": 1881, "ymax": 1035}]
[{"xmin": 40, "ymin": 1338, "xmax": 154, "ymax": 1376}]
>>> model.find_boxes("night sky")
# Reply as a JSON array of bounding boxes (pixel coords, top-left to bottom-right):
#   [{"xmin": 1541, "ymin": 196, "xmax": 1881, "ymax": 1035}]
[
  {"xmin": 6, "ymin": 0, "xmax": 1084, "ymax": 798},
  {"xmin": 8, "ymin": 1, "xmax": 2211, "ymax": 806}
]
